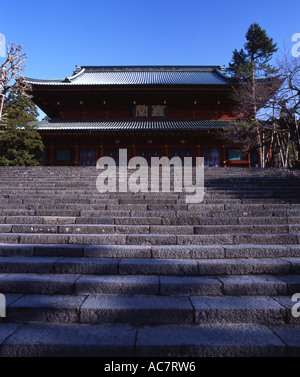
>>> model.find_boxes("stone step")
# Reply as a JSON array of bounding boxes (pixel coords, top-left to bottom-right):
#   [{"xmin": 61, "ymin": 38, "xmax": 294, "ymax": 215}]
[
  {"xmin": 2, "ymin": 215, "xmax": 300, "ymax": 227},
  {"xmin": 0, "ymin": 204, "xmax": 297, "ymax": 213},
  {"xmin": 0, "ymin": 174, "xmax": 299, "ymax": 181},
  {"xmin": 1, "ymin": 175, "xmax": 298, "ymax": 180},
  {"xmin": 0, "ymin": 256, "xmax": 299, "ymax": 276},
  {"xmin": 0, "ymin": 273, "xmax": 299, "ymax": 296},
  {"xmin": 1, "ymin": 224, "xmax": 298, "ymax": 236},
  {"xmin": 0, "ymin": 166, "xmax": 299, "ymax": 357},
  {"xmin": 0, "ymin": 201, "xmax": 298, "ymax": 209},
  {"xmin": 0, "ymin": 232, "xmax": 299, "ymax": 245},
  {"xmin": 2, "ymin": 194, "xmax": 299, "ymax": 203},
  {"xmin": 0, "ymin": 182, "xmax": 299, "ymax": 188},
  {"xmin": 0, "ymin": 224, "xmax": 195, "ymax": 235},
  {"xmin": 1, "ymin": 209, "xmax": 300, "ymax": 219},
  {"xmin": 0, "ymin": 322, "xmax": 298, "ymax": 357},
  {"xmin": 1, "ymin": 244, "xmax": 300, "ymax": 259},
  {"xmin": 2, "ymin": 180, "xmax": 300, "ymax": 186},
  {"xmin": 2, "ymin": 294, "xmax": 295, "ymax": 326}
]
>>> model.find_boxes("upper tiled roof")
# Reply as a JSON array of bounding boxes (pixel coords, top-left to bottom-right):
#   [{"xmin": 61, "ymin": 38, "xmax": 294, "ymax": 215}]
[{"xmin": 25, "ymin": 66, "xmax": 230, "ymax": 86}]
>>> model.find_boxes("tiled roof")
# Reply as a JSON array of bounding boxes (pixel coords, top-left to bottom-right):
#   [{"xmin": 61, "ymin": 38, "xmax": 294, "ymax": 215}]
[
  {"xmin": 25, "ymin": 66, "xmax": 230, "ymax": 86},
  {"xmin": 29, "ymin": 119, "xmax": 229, "ymax": 131}
]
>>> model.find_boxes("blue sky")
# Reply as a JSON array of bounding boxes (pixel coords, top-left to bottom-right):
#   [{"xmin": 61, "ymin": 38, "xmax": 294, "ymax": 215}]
[
  {"xmin": 0, "ymin": 0, "xmax": 299, "ymax": 118},
  {"xmin": 1, "ymin": 0, "xmax": 299, "ymax": 78}
]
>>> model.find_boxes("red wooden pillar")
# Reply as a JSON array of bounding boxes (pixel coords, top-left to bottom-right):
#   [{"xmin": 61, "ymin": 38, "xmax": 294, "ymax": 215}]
[
  {"xmin": 248, "ymin": 152, "xmax": 251, "ymax": 168},
  {"xmin": 164, "ymin": 144, "xmax": 168, "ymax": 157},
  {"xmin": 74, "ymin": 142, "xmax": 79, "ymax": 166},
  {"xmin": 100, "ymin": 145, "xmax": 104, "ymax": 158},
  {"xmin": 131, "ymin": 144, "xmax": 136, "ymax": 158},
  {"xmin": 131, "ymin": 144, "xmax": 136, "ymax": 164},
  {"xmin": 49, "ymin": 144, "xmax": 55, "ymax": 166},
  {"xmin": 163, "ymin": 144, "xmax": 169, "ymax": 166},
  {"xmin": 221, "ymin": 145, "xmax": 227, "ymax": 168},
  {"xmin": 196, "ymin": 145, "xmax": 201, "ymax": 167},
  {"xmin": 104, "ymin": 101, "xmax": 108, "ymax": 119}
]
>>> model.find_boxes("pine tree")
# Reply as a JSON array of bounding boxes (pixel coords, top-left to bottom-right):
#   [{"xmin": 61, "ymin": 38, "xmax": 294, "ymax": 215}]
[
  {"xmin": 227, "ymin": 23, "xmax": 279, "ymax": 167},
  {"xmin": 0, "ymin": 93, "xmax": 44, "ymax": 166},
  {"xmin": 229, "ymin": 22, "xmax": 278, "ymax": 118}
]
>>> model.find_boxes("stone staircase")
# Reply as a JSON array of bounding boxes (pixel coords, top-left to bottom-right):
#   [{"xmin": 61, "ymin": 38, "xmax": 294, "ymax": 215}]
[{"xmin": 0, "ymin": 166, "xmax": 300, "ymax": 357}]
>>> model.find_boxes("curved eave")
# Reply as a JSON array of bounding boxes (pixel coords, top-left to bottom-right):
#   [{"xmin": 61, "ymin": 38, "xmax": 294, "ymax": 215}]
[{"xmin": 25, "ymin": 68, "xmax": 230, "ymax": 87}]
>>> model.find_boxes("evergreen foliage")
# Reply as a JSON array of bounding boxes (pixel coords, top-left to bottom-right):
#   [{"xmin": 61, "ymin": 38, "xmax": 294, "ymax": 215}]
[{"xmin": 0, "ymin": 93, "xmax": 44, "ymax": 166}]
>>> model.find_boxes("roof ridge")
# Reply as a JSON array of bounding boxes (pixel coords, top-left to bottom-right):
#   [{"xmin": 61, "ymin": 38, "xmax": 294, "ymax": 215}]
[{"xmin": 79, "ymin": 65, "xmax": 226, "ymax": 72}]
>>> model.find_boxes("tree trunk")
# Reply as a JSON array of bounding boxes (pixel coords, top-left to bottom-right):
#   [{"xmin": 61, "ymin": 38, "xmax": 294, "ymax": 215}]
[
  {"xmin": 284, "ymin": 132, "xmax": 290, "ymax": 168},
  {"xmin": 0, "ymin": 93, "xmax": 4, "ymax": 121},
  {"xmin": 262, "ymin": 129, "xmax": 265, "ymax": 168},
  {"xmin": 251, "ymin": 68, "xmax": 257, "ymax": 119},
  {"xmin": 276, "ymin": 132, "xmax": 285, "ymax": 168},
  {"xmin": 251, "ymin": 64, "xmax": 264, "ymax": 167}
]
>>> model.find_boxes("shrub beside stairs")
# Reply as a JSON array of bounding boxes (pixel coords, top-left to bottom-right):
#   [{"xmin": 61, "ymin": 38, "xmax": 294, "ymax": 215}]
[{"xmin": 0, "ymin": 166, "xmax": 300, "ymax": 357}]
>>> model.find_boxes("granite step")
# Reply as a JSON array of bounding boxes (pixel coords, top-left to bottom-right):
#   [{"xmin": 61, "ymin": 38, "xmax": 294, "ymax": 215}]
[
  {"xmin": 1, "ymin": 203, "xmax": 299, "ymax": 211},
  {"xmin": 1, "ymin": 224, "xmax": 298, "ymax": 236},
  {"xmin": 0, "ymin": 273, "xmax": 299, "ymax": 296},
  {"xmin": 1, "ymin": 209, "xmax": 300, "ymax": 219},
  {"xmin": 0, "ymin": 232, "xmax": 299, "ymax": 245},
  {"xmin": 2, "ymin": 216, "xmax": 300, "ymax": 227},
  {"xmin": 0, "ymin": 167, "xmax": 299, "ymax": 357},
  {"xmin": 0, "ymin": 244, "xmax": 300, "ymax": 259},
  {"xmin": 0, "ymin": 256, "xmax": 299, "ymax": 276},
  {"xmin": 0, "ymin": 322, "xmax": 299, "ymax": 357},
  {"xmin": 1, "ymin": 294, "xmax": 294, "ymax": 326}
]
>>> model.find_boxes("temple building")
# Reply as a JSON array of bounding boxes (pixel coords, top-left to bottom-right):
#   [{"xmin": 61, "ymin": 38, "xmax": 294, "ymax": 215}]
[{"xmin": 26, "ymin": 65, "xmax": 251, "ymax": 167}]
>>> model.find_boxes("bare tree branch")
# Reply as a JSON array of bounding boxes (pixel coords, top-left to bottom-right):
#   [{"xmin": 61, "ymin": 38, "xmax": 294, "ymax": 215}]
[{"xmin": 0, "ymin": 42, "xmax": 32, "ymax": 120}]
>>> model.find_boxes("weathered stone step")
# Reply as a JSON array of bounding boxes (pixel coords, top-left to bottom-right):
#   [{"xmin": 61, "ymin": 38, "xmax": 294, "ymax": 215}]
[
  {"xmin": 0, "ymin": 273, "xmax": 299, "ymax": 296},
  {"xmin": 2, "ymin": 215, "xmax": 300, "ymax": 227},
  {"xmin": 80, "ymin": 210, "xmax": 300, "ymax": 218},
  {"xmin": 3, "ymin": 294, "xmax": 294, "ymax": 326},
  {"xmin": 0, "ymin": 199, "xmax": 297, "ymax": 208},
  {"xmin": 1, "ymin": 216, "xmax": 115, "ymax": 225},
  {"xmin": 2, "ymin": 224, "xmax": 299, "ymax": 236},
  {"xmin": 2, "ymin": 186, "xmax": 298, "ymax": 194},
  {"xmin": 1, "ymin": 256, "xmax": 298, "ymax": 276},
  {"xmin": 0, "ymin": 232, "xmax": 299, "ymax": 245},
  {"xmin": 7, "ymin": 176, "xmax": 296, "ymax": 182},
  {"xmin": 0, "ymin": 175, "xmax": 299, "ymax": 182},
  {"xmin": 1, "ymin": 244, "xmax": 300, "ymax": 259},
  {"xmin": 117, "ymin": 258, "xmax": 300, "ymax": 276},
  {"xmin": 1, "ymin": 208, "xmax": 300, "ymax": 220},
  {"xmin": 194, "ymin": 225, "xmax": 291, "ymax": 235},
  {"xmin": 0, "ymin": 322, "xmax": 298, "ymax": 357},
  {"xmin": 4, "ymin": 192, "xmax": 299, "ymax": 202},
  {"xmin": 1, "ymin": 224, "xmax": 196, "ymax": 235},
  {"xmin": 166, "ymin": 217, "xmax": 300, "ymax": 226}
]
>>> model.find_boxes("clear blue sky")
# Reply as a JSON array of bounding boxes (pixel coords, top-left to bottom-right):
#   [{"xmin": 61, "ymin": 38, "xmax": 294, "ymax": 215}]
[{"xmin": 0, "ymin": 0, "xmax": 299, "ymax": 117}]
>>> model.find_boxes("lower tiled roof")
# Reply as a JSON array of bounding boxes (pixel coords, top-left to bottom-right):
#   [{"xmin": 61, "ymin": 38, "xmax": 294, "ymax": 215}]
[{"xmin": 29, "ymin": 119, "xmax": 230, "ymax": 131}]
